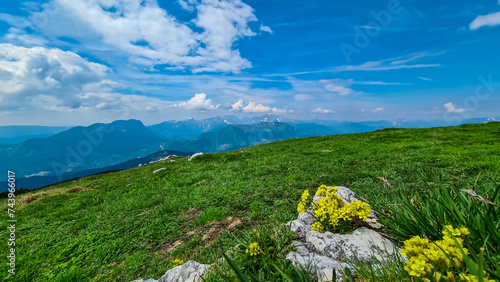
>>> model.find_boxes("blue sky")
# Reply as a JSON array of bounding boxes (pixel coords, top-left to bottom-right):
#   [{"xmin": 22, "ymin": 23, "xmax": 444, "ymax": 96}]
[{"xmin": 0, "ymin": 0, "xmax": 499, "ymax": 126}]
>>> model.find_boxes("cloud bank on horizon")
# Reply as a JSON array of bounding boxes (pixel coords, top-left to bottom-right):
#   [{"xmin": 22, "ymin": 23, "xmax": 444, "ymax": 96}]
[{"xmin": 0, "ymin": 0, "xmax": 499, "ymax": 126}]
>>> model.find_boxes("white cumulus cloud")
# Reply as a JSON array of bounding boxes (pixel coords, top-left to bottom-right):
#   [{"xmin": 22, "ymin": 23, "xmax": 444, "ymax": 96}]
[
  {"xmin": 175, "ymin": 93, "xmax": 220, "ymax": 111},
  {"xmin": 231, "ymin": 99, "xmax": 289, "ymax": 113},
  {"xmin": 444, "ymin": 102, "xmax": 466, "ymax": 113},
  {"xmin": 312, "ymin": 108, "xmax": 334, "ymax": 114},
  {"xmin": 372, "ymin": 108, "xmax": 384, "ymax": 113},
  {"xmin": 13, "ymin": 0, "xmax": 264, "ymax": 73},
  {"xmin": 272, "ymin": 107, "xmax": 286, "ymax": 114},
  {"xmin": 243, "ymin": 102, "xmax": 271, "ymax": 113},
  {"xmin": 0, "ymin": 43, "xmax": 227, "ymax": 120},
  {"xmin": 231, "ymin": 99, "xmax": 245, "ymax": 111},
  {"xmin": 0, "ymin": 43, "xmax": 110, "ymax": 109}
]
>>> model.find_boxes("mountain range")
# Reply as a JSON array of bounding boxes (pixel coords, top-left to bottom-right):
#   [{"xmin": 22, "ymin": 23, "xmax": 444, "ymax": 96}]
[
  {"xmin": 2, "ymin": 114, "xmax": 498, "ymax": 190},
  {"xmin": 0, "ymin": 120, "xmax": 169, "ymax": 185},
  {"xmin": 147, "ymin": 114, "xmax": 285, "ymax": 140}
]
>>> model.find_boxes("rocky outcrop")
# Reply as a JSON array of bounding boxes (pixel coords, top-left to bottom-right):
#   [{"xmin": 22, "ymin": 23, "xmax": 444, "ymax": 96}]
[
  {"xmin": 188, "ymin": 153, "xmax": 204, "ymax": 161},
  {"xmin": 286, "ymin": 186, "xmax": 397, "ymax": 282},
  {"xmin": 131, "ymin": 261, "xmax": 210, "ymax": 282},
  {"xmin": 158, "ymin": 261, "xmax": 210, "ymax": 282}
]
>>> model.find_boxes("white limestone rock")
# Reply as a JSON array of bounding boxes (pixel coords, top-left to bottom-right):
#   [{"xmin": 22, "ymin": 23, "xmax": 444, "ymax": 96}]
[
  {"xmin": 157, "ymin": 261, "xmax": 210, "ymax": 282},
  {"xmin": 287, "ymin": 227, "xmax": 396, "ymax": 281},
  {"xmin": 306, "ymin": 227, "xmax": 395, "ymax": 263},
  {"xmin": 286, "ymin": 241, "xmax": 349, "ymax": 281},
  {"xmin": 288, "ymin": 210, "xmax": 316, "ymax": 237},
  {"xmin": 333, "ymin": 186, "xmax": 378, "ymax": 219},
  {"xmin": 188, "ymin": 153, "xmax": 203, "ymax": 161},
  {"xmin": 286, "ymin": 186, "xmax": 397, "ymax": 281}
]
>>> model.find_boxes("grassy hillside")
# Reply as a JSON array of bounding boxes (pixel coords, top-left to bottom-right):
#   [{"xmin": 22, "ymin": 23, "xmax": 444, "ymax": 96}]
[{"xmin": 2, "ymin": 122, "xmax": 500, "ymax": 281}]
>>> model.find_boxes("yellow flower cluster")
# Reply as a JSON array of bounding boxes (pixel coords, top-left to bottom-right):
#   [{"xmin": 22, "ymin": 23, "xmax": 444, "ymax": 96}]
[
  {"xmin": 297, "ymin": 185, "xmax": 371, "ymax": 233},
  {"xmin": 402, "ymin": 225, "xmax": 494, "ymax": 282},
  {"xmin": 173, "ymin": 259, "xmax": 184, "ymax": 267},
  {"xmin": 301, "ymin": 189, "xmax": 312, "ymax": 203},
  {"xmin": 459, "ymin": 272, "xmax": 496, "ymax": 282},
  {"xmin": 297, "ymin": 190, "xmax": 312, "ymax": 214},
  {"xmin": 297, "ymin": 201, "xmax": 306, "ymax": 214},
  {"xmin": 311, "ymin": 222, "xmax": 325, "ymax": 233},
  {"xmin": 245, "ymin": 242, "xmax": 264, "ymax": 256}
]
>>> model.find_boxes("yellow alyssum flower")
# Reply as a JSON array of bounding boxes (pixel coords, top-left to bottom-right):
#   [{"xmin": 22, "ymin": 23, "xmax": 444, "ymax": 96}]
[
  {"xmin": 297, "ymin": 202, "xmax": 306, "ymax": 214},
  {"xmin": 401, "ymin": 235, "xmax": 430, "ymax": 257},
  {"xmin": 301, "ymin": 185, "xmax": 371, "ymax": 233},
  {"xmin": 301, "ymin": 190, "xmax": 312, "ymax": 203},
  {"xmin": 405, "ymin": 257, "xmax": 428, "ymax": 277},
  {"xmin": 246, "ymin": 242, "xmax": 264, "ymax": 256},
  {"xmin": 337, "ymin": 206, "xmax": 352, "ymax": 221},
  {"xmin": 459, "ymin": 273, "xmax": 478, "ymax": 282},
  {"xmin": 443, "ymin": 225, "xmax": 470, "ymax": 238},
  {"xmin": 315, "ymin": 185, "xmax": 327, "ymax": 197},
  {"xmin": 459, "ymin": 272, "xmax": 496, "ymax": 282},
  {"xmin": 344, "ymin": 200, "xmax": 371, "ymax": 220},
  {"xmin": 311, "ymin": 222, "xmax": 325, "ymax": 233},
  {"xmin": 432, "ymin": 272, "xmax": 443, "ymax": 282},
  {"xmin": 173, "ymin": 259, "xmax": 184, "ymax": 267},
  {"xmin": 402, "ymin": 225, "xmax": 474, "ymax": 280},
  {"xmin": 297, "ymin": 190, "xmax": 313, "ymax": 214}
]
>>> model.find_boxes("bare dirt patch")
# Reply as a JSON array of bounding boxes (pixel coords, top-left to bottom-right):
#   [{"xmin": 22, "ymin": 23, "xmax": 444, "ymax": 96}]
[
  {"xmin": 18, "ymin": 187, "xmax": 91, "ymax": 205},
  {"xmin": 228, "ymin": 218, "xmax": 242, "ymax": 229},
  {"xmin": 202, "ymin": 216, "xmax": 242, "ymax": 241},
  {"xmin": 160, "ymin": 240, "xmax": 184, "ymax": 252},
  {"xmin": 187, "ymin": 226, "xmax": 204, "ymax": 236},
  {"xmin": 18, "ymin": 193, "xmax": 42, "ymax": 204}
]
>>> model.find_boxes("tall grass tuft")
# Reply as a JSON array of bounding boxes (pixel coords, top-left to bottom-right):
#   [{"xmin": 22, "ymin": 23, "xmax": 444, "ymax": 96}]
[{"xmin": 379, "ymin": 181, "xmax": 500, "ymax": 279}]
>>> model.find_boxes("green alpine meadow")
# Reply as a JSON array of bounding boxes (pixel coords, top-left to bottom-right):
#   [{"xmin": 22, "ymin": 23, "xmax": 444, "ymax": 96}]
[
  {"xmin": 2, "ymin": 0, "xmax": 499, "ymax": 281},
  {"xmin": 2, "ymin": 122, "xmax": 500, "ymax": 281}
]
